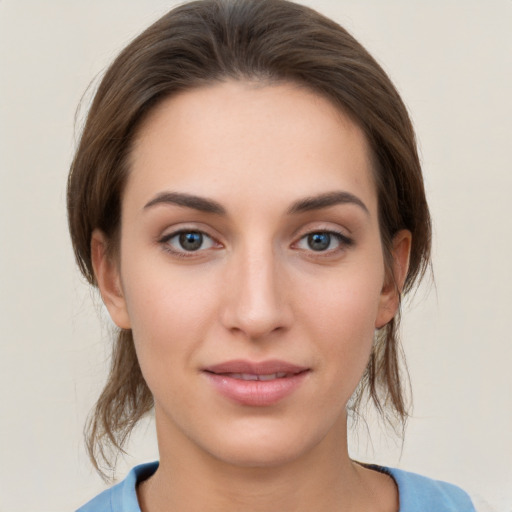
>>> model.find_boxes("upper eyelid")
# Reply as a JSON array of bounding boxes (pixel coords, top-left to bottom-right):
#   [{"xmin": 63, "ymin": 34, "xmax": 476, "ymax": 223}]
[
  {"xmin": 295, "ymin": 230, "xmax": 353, "ymax": 246},
  {"xmin": 158, "ymin": 224, "xmax": 219, "ymax": 240},
  {"xmin": 159, "ymin": 229, "xmax": 218, "ymax": 245},
  {"xmin": 160, "ymin": 227, "xmax": 209, "ymax": 238},
  {"xmin": 291, "ymin": 222, "xmax": 353, "ymax": 240}
]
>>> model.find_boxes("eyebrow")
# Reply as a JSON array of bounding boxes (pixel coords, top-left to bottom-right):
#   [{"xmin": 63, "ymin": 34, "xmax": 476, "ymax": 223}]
[
  {"xmin": 143, "ymin": 190, "xmax": 369, "ymax": 216},
  {"xmin": 144, "ymin": 192, "xmax": 226, "ymax": 215},
  {"xmin": 287, "ymin": 191, "xmax": 369, "ymax": 215}
]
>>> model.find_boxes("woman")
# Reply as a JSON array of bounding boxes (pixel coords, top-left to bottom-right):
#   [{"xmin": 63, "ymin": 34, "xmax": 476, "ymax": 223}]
[{"xmin": 68, "ymin": 0, "xmax": 476, "ymax": 510}]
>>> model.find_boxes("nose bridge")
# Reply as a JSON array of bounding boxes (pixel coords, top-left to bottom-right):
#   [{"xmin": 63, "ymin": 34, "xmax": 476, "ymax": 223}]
[{"xmin": 222, "ymin": 237, "xmax": 289, "ymax": 339}]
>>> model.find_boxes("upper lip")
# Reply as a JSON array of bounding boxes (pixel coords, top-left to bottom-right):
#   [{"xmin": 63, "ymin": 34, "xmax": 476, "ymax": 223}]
[{"xmin": 203, "ymin": 359, "xmax": 309, "ymax": 376}]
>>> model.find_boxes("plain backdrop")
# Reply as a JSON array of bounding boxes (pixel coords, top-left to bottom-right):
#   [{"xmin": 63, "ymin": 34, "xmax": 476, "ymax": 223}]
[{"xmin": 0, "ymin": 1, "xmax": 511, "ymax": 511}]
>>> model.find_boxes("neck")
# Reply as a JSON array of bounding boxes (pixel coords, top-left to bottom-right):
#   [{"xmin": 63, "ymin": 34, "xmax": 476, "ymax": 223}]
[{"xmin": 137, "ymin": 410, "xmax": 394, "ymax": 512}]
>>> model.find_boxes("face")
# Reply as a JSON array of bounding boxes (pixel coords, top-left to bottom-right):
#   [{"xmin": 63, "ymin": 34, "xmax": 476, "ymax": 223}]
[{"xmin": 93, "ymin": 80, "xmax": 409, "ymax": 469}]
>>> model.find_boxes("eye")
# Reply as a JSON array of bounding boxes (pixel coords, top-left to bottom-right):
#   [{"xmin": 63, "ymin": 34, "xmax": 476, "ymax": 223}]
[
  {"xmin": 295, "ymin": 231, "xmax": 353, "ymax": 252},
  {"xmin": 160, "ymin": 230, "xmax": 217, "ymax": 254}
]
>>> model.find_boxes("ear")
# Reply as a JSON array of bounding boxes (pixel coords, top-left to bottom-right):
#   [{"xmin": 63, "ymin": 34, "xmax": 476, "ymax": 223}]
[
  {"xmin": 91, "ymin": 229, "xmax": 131, "ymax": 329},
  {"xmin": 375, "ymin": 229, "xmax": 412, "ymax": 329}
]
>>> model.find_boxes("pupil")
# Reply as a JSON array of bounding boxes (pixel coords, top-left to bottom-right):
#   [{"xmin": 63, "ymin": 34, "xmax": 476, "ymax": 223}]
[
  {"xmin": 179, "ymin": 232, "xmax": 203, "ymax": 251},
  {"xmin": 308, "ymin": 233, "xmax": 330, "ymax": 251}
]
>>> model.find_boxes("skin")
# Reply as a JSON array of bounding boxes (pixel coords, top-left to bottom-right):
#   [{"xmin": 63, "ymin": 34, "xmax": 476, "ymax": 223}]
[{"xmin": 92, "ymin": 80, "xmax": 411, "ymax": 511}]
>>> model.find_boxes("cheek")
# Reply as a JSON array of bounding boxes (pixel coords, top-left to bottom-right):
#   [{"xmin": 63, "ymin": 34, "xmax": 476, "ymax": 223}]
[
  {"xmin": 297, "ymin": 264, "xmax": 384, "ymax": 386},
  {"xmin": 299, "ymin": 260, "xmax": 383, "ymax": 333},
  {"xmin": 313, "ymin": 287, "xmax": 379, "ymax": 359},
  {"xmin": 120, "ymin": 259, "xmax": 221, "ymax": 386}
]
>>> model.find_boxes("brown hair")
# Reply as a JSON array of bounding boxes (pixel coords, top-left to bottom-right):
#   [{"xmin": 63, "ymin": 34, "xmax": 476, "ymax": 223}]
[{"xmin": 68, "ymin": 0, "xmax": 431, "ymax": 478}]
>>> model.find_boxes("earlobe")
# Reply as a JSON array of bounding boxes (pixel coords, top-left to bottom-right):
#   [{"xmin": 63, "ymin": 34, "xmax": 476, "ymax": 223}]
[
  {"xmin": 91, "ymin": 229, "xmax": 131, "ymax": 329},
  {"xmin": 375, "ymin": 229, "xmax": 412, "ymax": 329}
]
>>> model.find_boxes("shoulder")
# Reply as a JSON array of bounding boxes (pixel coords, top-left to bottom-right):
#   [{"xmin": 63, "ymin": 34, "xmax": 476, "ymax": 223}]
[
  {"xmin": 384, "ymin": 466, "xmax": 476, "ymax": 512},
  {"xmin": 76, "ymin": 462, "xmax": 159, "ymax": 512}
]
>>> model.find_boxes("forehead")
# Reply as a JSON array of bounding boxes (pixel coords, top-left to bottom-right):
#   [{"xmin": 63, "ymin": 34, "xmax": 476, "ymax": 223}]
[{"xmin": 127, "ymin": 80, "xmax": 377, "ymax": 215}]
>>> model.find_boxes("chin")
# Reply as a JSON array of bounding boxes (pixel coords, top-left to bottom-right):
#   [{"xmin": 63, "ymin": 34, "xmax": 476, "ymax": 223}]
[
  {"xmin": 210, "ymin": 439, "xmax": 309, "ymax": 469},
  {"xmin": 200, "ymin": 416, "xmax": 336, "ymax": 470}
]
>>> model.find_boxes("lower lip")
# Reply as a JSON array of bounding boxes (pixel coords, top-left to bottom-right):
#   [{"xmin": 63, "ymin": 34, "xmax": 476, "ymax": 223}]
[{"xmin": 204, "ymin": 372, "xmax": 309, "ymax": 406}]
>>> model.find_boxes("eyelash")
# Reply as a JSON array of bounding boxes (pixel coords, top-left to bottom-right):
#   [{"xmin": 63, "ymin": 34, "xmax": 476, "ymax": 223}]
[
  {"xmin": 294, "ymin": 230, "xmax": 354, "ymax": 255},
  {"xmin": 158, "ymin": 229, "xmax": 220, "ymax": 258},
  {"xmin": 158, "ymin": 229, "xmax": 354, "ymax": 258}
]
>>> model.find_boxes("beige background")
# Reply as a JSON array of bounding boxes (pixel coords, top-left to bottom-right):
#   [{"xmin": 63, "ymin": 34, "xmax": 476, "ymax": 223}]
[{"xmin": 0, "ymin": 1, "xmax": 511, "ymax": 511}]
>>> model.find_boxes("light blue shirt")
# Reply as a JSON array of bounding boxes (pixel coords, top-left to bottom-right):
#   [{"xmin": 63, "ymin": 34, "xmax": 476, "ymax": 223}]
[{"xmin": 77, "ymin": 461, "xmax": 476, "ymax": 511}]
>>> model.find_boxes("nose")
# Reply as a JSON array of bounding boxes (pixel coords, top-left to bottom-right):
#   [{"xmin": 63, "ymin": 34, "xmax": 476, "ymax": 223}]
[{"xmin": 220, "ymin": 244, "xmax": 292, "ymax": 341}]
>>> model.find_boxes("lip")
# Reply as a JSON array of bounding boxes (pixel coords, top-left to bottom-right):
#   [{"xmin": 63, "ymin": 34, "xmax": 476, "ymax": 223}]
[{"xmin": 202, "ymin": 359, "xmax": 310, "ymax": 407}]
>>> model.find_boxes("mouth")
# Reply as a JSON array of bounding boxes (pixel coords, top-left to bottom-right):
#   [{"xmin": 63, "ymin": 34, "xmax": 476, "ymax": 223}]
[
  {"xmin": 212, "ymin": 372, "xmax": 292, "ymax": 381},
  {"xmin": 203, "ymin": 359, "xmax": 309, "ymax": 375},
  {"xmin": 202, "ymin": 359, "xmax": 310, "ymax": 406}
]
